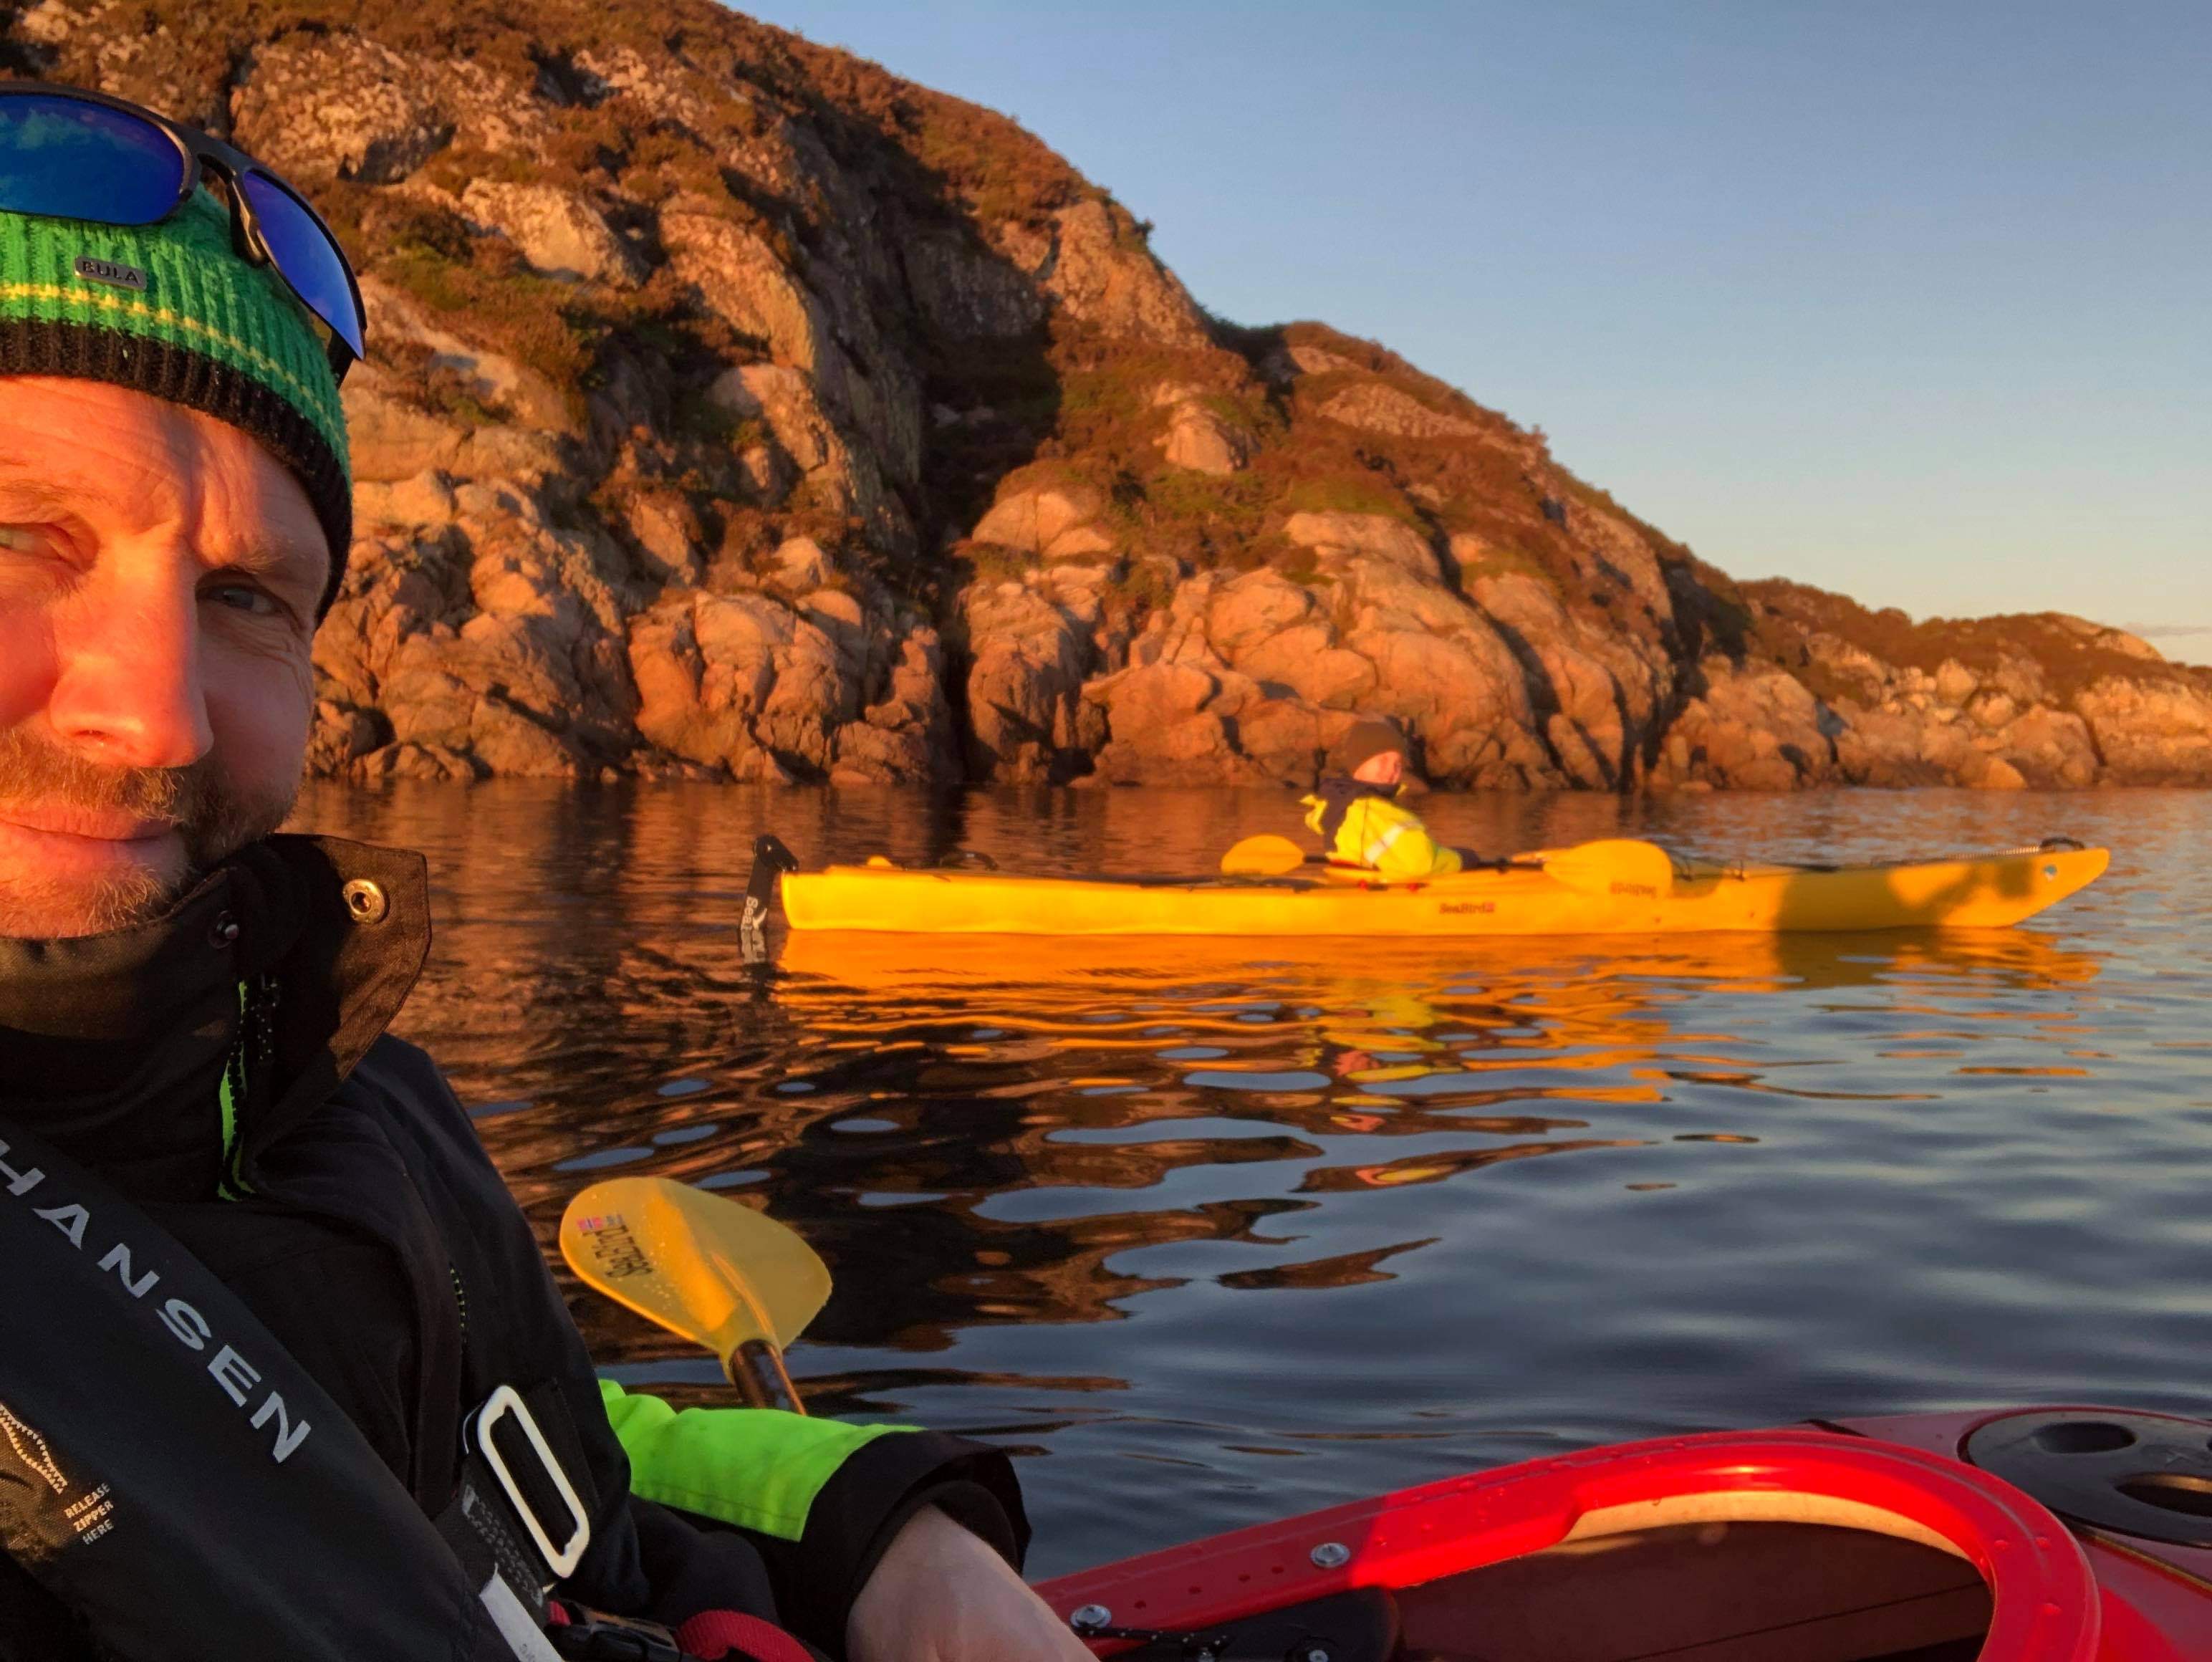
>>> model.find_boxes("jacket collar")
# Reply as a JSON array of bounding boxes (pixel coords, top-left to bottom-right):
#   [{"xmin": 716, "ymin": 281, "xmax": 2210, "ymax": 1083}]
[
  {"xmin": 1317, "ymin": 774, "xmax": 1398, "ymax": 803},
  {"xmin": 239, "ymin": 835, "xmax": 432, "ymax": 1173},
  {"xmin": 0, "ymin": 833, "xmax": 431, "ymax": 1185}
]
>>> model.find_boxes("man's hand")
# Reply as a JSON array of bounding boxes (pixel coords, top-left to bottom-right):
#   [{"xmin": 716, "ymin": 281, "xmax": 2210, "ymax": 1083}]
[{"xmin": 847, "ymin": 1504, "xmax": 1094, "ymax": 1662}]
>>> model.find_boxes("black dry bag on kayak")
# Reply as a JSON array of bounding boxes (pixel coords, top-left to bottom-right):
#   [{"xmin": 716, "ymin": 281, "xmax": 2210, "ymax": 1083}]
[{"xmin": 0, "ymin": 1116, "xmax": 545, "ymax": 1662}]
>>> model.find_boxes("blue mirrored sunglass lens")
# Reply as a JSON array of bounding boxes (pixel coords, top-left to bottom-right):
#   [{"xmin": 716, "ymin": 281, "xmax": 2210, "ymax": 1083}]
[
  {"xmin": 0, "ymin": 94, "xmax": 184, "ymax": 225},
  {"xmin": 237, "ymin": 170, "xmax": 363, "ymax": 357}
]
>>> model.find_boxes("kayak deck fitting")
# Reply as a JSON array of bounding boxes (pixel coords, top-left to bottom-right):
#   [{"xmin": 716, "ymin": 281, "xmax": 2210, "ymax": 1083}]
[
  {"xmin": 1039, "ymin": 1404, "xmax": 2212, "ymax": 1660},
  {"xmin": 774, "ymin": 840, "xmax": 2110, "ymax": 938}
]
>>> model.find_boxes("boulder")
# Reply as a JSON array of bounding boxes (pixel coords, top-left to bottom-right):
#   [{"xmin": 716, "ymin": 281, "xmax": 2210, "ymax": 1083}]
[
  {"xmin": 1039, "ymin": 198, "xmax": 1211, "ymax": 347},
  {"xmin": 1658, "ymin": 660, "xmax": 1839, "ymax": 791},
  {"xmin": 663, "ymin": 213, "xmax": 824, "ymax": 374},
  {"xmin": 1282, "ymin": 511, "xmax": 1440, "ymax": 582},
  {"xmin": 1044, "ymin": 524, "xmax": 1117, "ymax": 561},
  {"xmin": 706, "ymin": 363, "xmax": 888, "ymax": 525},
  {"xmin": 1089, "ymin": 659, "xmax": 1216, "ymax": 736},
  {"xmin": 308, "ymin": 485, "xmax": 637, "ymax": 782},
  {"xmin": 2074, "ymin": 676, "xmax": 2212, "ymax": 784},
  {"xmin": 461, "ymin": 181, "xmax": 645, "ymax": 286},
  {"xmin": 764, "ymin": 537, "xmax": 835, "ymax": 595},
  {"xmin": 2084, "ymin": 625, "xmax": 2163, "ymax": 663},
  {"xmin": 627, "ymin": 591, "xmax": 855, "ymax": 779},
  {"xmin": 342, "ymin": 370, "xmax": 471, "ymax": 483},
  {"xmin": 359, "ymin": 278, "xmax": 577, "ymax": 436},
  {"xmin": 1994, "ymin": 706, "xmax": 2100, "ymax": 789},
  {"xmin": 973, "ymin": 485, "xmax": 1106, "ymax": 555},
  {"xmin": 1830, "ymin": 706, "xmax": 1946, "ymax": 788},
  {"xmin": 829, "ymin": 629, "xmax": 956, "ymax": 785},
  {"xmin": 663, "ymin": 210, "xmax": 922, "ymax": 488},
  {"xmin": 1092, "ymin": 713, "xmax": 1260, "ymax": 785},
  {"xmin": 353, "ymin": 470, "xmax": 459, "ymax": 531},
  {"xmin": 1234, "ymin": 627, "xmax": 1378, "ymax": 710},
  {"xmin": 1234, "ymin": 698, "xmax": 1356, "ymax": 785},
  {"xmin": 621, "ymin": 490, "xmax": 703, "ymax": 587},
  {"xmin": 1352, "ymin": 627, "xmax": 1536, "ymax": 783},
  {"xmin": 1556, "ymin": 499, "xmax": 1676, "ymax": 623},
  {"xmin": 306, "ymin": 701, "xmax": 385, "ymax": 777},
  {"xmin": 735, "ymin": 443, "xmax": 797, "ymax": 505},
  {"xmin": 1470, "ymin": 570, "xmax": 1670, "ymax": 789},
  {"xmin": 231, "ymin": 35, "xmax": 458, "ymax": 183},
  {"xmin": 1158, "ymin": 398, "xmax": 1253, "ymax": 475},
  {"xmin": 352, "ymin": 742, "xmax": 484, "ymax": 782},
  {"xmin": 1204, "ymin": 570, "xmax": 1316, "ymax": 660},
  {"xmin": 1965, "ymin": 688, "xmax": 2018, "ymax": 731},
  {"xmin": 1934, "ymin": 659, "xmax": 1978, "ymax": 706},
  {"xmin": 962, "ymin": 584, "xmax": 1097, "ymax": 781},
  {"xmin": 1961, "ymin": 753, "xmax": 2028, "ymax": 791},
  {"xmin": 710, "ymin": 365, "xmax": 830, "ymax": 469}
]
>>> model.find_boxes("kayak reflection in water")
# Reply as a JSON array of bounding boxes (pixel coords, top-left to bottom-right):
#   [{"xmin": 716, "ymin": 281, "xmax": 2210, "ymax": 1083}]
[
  {"xmin": 0, "ymin": 80, "xmax": 1087, "ymax": 1662},
  {"xmin": 1301, "ymin": 719, "xmax": 1473, "ymax": 878}
]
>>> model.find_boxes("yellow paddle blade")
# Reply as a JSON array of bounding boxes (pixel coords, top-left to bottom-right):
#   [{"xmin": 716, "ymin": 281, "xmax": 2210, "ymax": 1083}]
[
  {"xmin": 560, "ymin": 1178, "xmax": 831, "ymax": 1364},
  {"xmin": 1534, "ymin": 838, "xmax": 1678, "ymax": 899},
  {"xmin": 1220, "ymin": 834, "xmax": 1310, "ymax": 876}
]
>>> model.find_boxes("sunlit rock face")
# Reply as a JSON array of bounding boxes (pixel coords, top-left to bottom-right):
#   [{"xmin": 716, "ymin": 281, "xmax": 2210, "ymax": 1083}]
[{"xmin": 14, "ymin": 0, "xmax": 2202, "ymax": 787}]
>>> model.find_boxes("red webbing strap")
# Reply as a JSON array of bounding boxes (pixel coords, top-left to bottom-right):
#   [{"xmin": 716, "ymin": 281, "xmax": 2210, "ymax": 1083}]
[{"xmin": 675, "ymin": 1608, "xmax": 819, "ymax": 1662}]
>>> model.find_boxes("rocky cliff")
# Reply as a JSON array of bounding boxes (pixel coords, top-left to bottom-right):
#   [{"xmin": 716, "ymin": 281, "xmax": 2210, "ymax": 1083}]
[{"xmin": 10, "ymin": 0, "xmax": 2208, "ymax": 789}]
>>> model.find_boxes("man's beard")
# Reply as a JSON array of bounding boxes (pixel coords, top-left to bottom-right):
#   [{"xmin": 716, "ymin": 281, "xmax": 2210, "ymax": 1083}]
[{"xmin": 0, "ymin": 730, "xmax": 296, "ymax": 938}]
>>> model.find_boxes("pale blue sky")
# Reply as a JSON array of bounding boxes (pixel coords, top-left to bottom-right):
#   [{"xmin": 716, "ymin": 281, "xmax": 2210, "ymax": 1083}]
[{"xmin": 749, "ymin": 2, "xmax": 2209, "ymax": 643}]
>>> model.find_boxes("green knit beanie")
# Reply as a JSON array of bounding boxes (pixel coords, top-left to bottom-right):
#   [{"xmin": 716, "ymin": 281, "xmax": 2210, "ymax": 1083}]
[{"xmin": 0, "ymin": 188, "xmax": 352, "ymax": 611}]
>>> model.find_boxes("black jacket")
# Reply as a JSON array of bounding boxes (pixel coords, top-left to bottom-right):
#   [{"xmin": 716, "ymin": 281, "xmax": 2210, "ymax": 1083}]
[{"xmin": 0, "ymin": 835, "xmax": 1023, "ymax": 1659}]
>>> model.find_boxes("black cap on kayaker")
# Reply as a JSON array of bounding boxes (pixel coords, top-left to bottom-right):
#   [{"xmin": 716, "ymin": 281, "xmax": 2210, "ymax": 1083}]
[{"xmin": 1339, "ymin": 719, "xmax": 1408, "ymax": 778}]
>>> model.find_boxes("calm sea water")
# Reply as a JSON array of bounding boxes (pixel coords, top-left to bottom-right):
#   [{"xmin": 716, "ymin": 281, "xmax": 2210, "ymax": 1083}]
[{"xmin": 291, "ymin": 782, "xmax": 2212, "ymax": 1577}]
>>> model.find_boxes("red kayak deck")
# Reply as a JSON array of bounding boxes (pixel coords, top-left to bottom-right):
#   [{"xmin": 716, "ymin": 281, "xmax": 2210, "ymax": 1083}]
[{"xmin": 1037, "ymin": 1405, "xmax": 2212, "ymax": 1661}]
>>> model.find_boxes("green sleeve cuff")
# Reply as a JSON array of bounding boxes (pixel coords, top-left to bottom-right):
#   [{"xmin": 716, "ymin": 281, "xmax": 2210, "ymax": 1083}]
[{"xmin": 600, "ymin": 1379, "xmax": 915, "ymax": 1541}]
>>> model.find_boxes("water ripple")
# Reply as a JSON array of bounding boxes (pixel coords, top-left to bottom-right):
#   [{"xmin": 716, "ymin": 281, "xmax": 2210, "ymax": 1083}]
[{"xmin": 294, "ymin": 780, "xmax": 2212, "ymax": 1576}]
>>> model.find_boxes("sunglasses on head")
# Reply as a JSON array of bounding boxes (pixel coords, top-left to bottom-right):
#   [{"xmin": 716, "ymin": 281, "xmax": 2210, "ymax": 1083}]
[{"xmin": 0, "ymin": 82, "xmax": 366, "ymax": 379}]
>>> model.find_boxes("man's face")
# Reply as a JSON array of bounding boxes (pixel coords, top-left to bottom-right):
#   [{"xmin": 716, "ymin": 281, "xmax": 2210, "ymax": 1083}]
[
  {"xmin": 0, "ymin": 378, "xmax": 327, "ymax": 938},
  {"xmin": 1352, "ymin": 750, "xmax": 1406, "ymax": 788}
]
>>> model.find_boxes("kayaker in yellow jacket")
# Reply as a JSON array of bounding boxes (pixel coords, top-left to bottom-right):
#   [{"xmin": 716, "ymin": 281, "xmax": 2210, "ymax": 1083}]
[{"xmin": 1302, "ymin": 720, "xmax": 1466, "ymax": 879}]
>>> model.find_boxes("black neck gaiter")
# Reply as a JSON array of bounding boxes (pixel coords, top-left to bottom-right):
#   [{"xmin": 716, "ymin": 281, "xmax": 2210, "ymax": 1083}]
[{"xmin": 0, "ymin": 845, "xmax": 305, "ymax": 1203}]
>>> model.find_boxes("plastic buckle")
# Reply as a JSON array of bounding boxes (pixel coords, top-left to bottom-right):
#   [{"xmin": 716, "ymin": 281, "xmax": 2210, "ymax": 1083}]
[
  {"xmin": 473, "ymin": 1384, "xmax": 591, "ymax": 1581},
  {"xmin": 548, "ymin": 1607, "xmax": 687, "ymax": 1662}
]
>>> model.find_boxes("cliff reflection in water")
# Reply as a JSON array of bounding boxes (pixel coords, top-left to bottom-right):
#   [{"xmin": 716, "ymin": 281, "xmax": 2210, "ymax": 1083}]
[{"xmin": 759, "ymin": 928, "xmax": 2100, "ymax": 1357}]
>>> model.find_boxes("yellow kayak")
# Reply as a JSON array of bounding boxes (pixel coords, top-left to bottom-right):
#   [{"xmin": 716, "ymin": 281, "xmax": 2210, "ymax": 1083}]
[{"xmin": 775, "ymin": 840, "xmax": 2109, "ymax": 938}]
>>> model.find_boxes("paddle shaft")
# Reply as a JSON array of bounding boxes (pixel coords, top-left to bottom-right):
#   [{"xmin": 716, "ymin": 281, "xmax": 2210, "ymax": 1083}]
[
  {"xmin": 729, "ymin": 1336, "xmax": 805, "ymax": 1414},
  {"xmin": 1223, "ymin": 832, "xmax": 1582, "ymax": 882}
]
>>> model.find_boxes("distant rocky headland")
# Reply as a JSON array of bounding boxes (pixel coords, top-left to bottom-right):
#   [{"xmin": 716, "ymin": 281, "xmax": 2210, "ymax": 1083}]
[{"xmin": 13, "ymin": 0, "xmax": 2208, "ymax": 789}]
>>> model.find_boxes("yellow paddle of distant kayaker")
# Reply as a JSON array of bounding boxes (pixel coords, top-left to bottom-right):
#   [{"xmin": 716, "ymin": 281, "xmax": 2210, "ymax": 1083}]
[
  {"xmin": 1218, "ymin": 833, "xmax": 1676, "ymax": 899},
  {"xmin": 1533, "ymin": 838, "xmax": 1678, "ymax": 899},
  {"xmin": 1218, "ymin": 834, "xmax": 1314, "ymax": 876},
  {"xmin": 560, "ymin": 1177, "xmax": 830, "ymax": 1414}
]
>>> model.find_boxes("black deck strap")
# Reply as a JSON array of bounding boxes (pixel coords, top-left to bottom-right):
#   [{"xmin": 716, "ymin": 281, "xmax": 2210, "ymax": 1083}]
[{"xmin": 0, "ymin": 1115, "xmax": 526, "ymax": 1662}]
